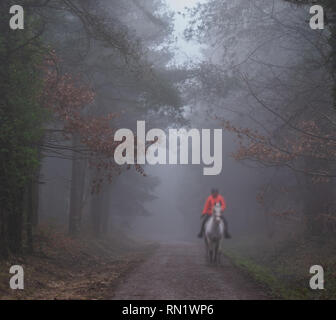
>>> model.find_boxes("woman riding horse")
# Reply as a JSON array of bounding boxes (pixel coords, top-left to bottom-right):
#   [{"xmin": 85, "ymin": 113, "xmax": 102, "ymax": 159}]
[{"xmin": 198, "ymin": 188, "xmax": 231, "ymax": 239}]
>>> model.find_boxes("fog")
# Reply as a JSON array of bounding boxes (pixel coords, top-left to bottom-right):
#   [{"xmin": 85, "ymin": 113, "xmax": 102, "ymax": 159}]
[
  {"xmin": 168, "ymin": 0, "xmax": 206, "ymax": 64},
  {"xmin": 2, "ymin": 1, "xmax": 335, "ymax": 294},
  {"xmin": 34, "ymin": 0, "xmax": 334, "ymax": 247}
]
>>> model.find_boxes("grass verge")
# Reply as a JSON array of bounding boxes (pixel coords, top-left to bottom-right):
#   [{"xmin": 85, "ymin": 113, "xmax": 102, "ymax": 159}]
[{"xmin": 223, "ymin": 235, "xmax": 336, "ymax": 300}]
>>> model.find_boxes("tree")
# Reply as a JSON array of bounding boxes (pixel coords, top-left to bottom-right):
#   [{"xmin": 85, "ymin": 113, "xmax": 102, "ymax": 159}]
[{"xmin": 0, "ymin": 1, "xmax": 46, "ymax": 254}]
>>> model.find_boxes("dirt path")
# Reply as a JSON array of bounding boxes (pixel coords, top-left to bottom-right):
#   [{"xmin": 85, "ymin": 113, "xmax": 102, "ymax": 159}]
[{"xmin": 111, "ymin": 241, "xmax": 271, "ymax": 300}]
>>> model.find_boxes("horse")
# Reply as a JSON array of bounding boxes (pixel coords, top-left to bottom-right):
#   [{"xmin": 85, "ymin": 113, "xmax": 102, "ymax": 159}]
[{"xmin": 204, "ymin": 203, "xmax": 225, "ymax": 264}]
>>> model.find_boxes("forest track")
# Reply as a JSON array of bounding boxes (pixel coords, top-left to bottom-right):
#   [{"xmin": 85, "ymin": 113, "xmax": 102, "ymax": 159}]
[{"xmin": 111, "ymin": 241, "xmax": 271, "ymax": 300}]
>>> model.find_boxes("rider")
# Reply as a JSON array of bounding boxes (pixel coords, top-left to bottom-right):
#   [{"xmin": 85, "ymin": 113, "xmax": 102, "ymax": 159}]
[{"xmin": 198, "ymin": 188, "xmax": 231, "ymax": 239}]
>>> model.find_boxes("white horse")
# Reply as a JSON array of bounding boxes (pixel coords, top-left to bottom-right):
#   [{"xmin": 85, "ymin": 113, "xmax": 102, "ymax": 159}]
[{"xmin": 204, "ymin": 203, "xmax": 224, "ymax": 264}]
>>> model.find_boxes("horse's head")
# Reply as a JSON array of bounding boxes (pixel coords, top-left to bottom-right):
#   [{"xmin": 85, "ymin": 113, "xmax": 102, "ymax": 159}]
[{"xmin": 213, "ymin": 203, "xmax": 222, "ymax": 224}]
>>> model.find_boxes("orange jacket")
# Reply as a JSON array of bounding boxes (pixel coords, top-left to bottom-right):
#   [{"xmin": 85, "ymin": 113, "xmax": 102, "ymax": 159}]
[{"xmin": 202, "ymin": 194, "xmax": 226, "ymax": 215}]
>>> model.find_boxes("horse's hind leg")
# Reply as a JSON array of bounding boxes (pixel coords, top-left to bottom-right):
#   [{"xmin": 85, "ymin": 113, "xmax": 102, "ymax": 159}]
[
  {"xmin": 204, "ymin": 238, "xmax": 211, "ymax": 263},
  {"xmin": 214, "ymin": 242, "xmax": 220, "ymax": 265},
  {"xmin": 217, "ymin": 241, "xmax": 223, "ymax": 266},
  {"xmin": 217, "ymin": 249, "xmax": 221, "ymax": 265},
  {"xmin": 211, "ymin": 245, "xmax": 215, "ymax": 264}
]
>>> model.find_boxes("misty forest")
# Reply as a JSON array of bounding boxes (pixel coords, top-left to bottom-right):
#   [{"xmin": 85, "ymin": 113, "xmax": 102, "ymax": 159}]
[{"xmin": 1, "ymin": 0, "xmax": 336, "ymax": 300}]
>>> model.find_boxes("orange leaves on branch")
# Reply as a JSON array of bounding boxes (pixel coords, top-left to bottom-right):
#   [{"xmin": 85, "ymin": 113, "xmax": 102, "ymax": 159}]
[
  {"xmin": 42, "ymin": 54, "xmax": 120, "ymax": 159},
  {"xmin": 221, "ymin": 118, "xmax": 336, "ymax": 179},
  {"xmin": 41, "ymin": 52, "xmax": 145, "ymax": 192}
]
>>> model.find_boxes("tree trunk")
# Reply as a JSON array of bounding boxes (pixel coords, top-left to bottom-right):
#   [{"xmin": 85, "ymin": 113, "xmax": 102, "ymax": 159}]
[
  {"xmin": 101, "ymin": 190, "xmax": 111, "ymax": 235},
  {"xmin": 69, "ymin": 133, "xmax": 83, "ymax": 236},
  {"xmin": 91, "ymin": 192, "xmax": 103, "ymax": 237},
  {"xmin": 0, "ymin": 207, "xmax": 9, "ymax": 258},
  {"xmin": 8, "ymin": 190, "xmax": 24, "ymax": 253},
  {"xmin": 32, "ymin": 146, "xmax": 42, "ymax": 227},
  {"xmin": 26, "ymin": 179, "xmax": 34, "ymax": 253},
  {"xmin": 302, "ymin": 159, "xmax": 333, "ymax": 237}
]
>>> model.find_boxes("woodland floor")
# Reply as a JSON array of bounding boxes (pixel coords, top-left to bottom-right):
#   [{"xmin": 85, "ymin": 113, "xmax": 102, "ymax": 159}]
[
  {"xmin": 0, "ymin": 224, "xmax": 155, "ymax": 300},
  {"xmin": 0, "ymin": 225, "xmax": 272, "ymax": 300},
  {"xmin": 5, "ymin": 226, "xmax": 332, "ymax": 300}
]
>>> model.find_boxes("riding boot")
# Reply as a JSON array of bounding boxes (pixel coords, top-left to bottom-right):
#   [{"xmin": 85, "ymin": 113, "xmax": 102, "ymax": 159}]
[
  {"xmin": 198, "ymin": 215, "xmax": 209, "ymax": 238},
  {"xmin": 197, "ymin": 220, "xmax": 205, "ymax": 238}
]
